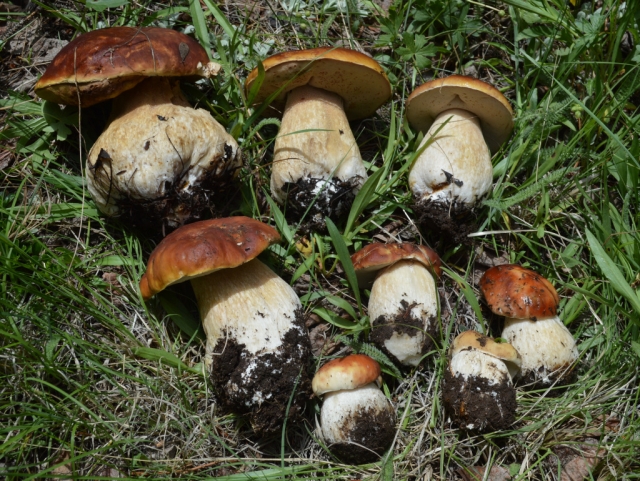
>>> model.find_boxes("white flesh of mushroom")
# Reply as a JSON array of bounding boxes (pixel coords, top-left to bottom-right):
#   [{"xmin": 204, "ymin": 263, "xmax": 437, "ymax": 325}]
[
  {"xmin": 270, "ymin": 84, "xmax": 367, "ymax": 204},
  {"xmin": 408, "ymin": 108, "xmax": 492, "ymax": 206},
  {"xmin": 368, "ymin": 260, "xmax": 438, "ymax": 366},
  {"xmin": 449, "ymin": 349, "xmax": 513, "ymax": 384},
  {"xmin": 502, "ymin": 316, "xmax": 578, "ymax": 384}
]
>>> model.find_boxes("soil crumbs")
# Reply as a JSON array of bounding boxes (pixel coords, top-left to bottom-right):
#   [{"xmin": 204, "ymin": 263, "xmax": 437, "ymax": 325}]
[{"xmin": 414, "ymin": 198, "xmax": 478, "ymax": 246}]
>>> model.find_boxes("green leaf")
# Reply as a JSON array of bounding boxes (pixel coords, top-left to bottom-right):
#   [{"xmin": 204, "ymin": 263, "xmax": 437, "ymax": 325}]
[
  {"xmin": 325, "ymin": 218, "xmax": 361, "ymax": 312},
  {"xmin": 85, "ymin": 0, "xmax": 128, "ymax": 12},
  {"xmin": 264, "ymin": 193, "xmax": 294, "ymax": 245},
  {"xmin": 443, "ymin": 267, "xmax": 485, "ymax": 333},
  {"xmin": 158, "ymin": 291, "xmax": 204, "ymax": 339},
  {"xmin": 312, "ymin": 307, "xmax": 357, "ymax": 329},
  {"xmin": 133, "ymin": 347, "xmax": 202, "ymax": 375},
  {"xmin": 631, "ymin": 341, "xmax": 640, "ymax": 359},
  {"xmin": 201, "ymin": 0, "xmax": 236, "ymax": 39},
  {"xmin": 189, "ymin": 0, "xmax": 211, "ymax": 57}
]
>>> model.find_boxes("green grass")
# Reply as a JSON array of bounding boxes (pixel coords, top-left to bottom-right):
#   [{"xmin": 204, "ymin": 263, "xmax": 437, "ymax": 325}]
[{"xmin": 1, "ymin": 0, "xmax": 640, "ymax": 479}]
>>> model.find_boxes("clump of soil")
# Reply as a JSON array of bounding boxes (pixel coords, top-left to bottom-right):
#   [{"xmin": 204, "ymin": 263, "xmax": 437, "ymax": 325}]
[
  {"xmin": 279, "ymin": 176, "xmax": 358, "ymax": 233},
  {"xmin": 210, "ymin": 309, "xmax": 313, "ymax": 436},
  {"xmin": 328, "ymin": 405, "xmax": 396, "ymax": 465},
  {"xmin": 442, "ymin": 368, "xmax": 516, "ymax": 432},
  {"xmin": 370, "ymin": 300, "xmax": 439, "ymax": 367},
  {"xmin": 414, "ymin": 198, "xmax": 478, "ymax": 246}
]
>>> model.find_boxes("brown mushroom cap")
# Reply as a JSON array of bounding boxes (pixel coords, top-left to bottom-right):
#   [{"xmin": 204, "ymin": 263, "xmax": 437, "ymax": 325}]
[
  {"xmin": 406, "ymin": 75, "xmax": 513, "ymax": 153},
  {"xmin": 244, "ymin": 47, "xmax": 391, "ymax": 120},
  {"xmin": 312, "ymin": 354, "xmax": 381, "ymax": 397},
  {"xmin": 139, "ymin": 217, "xmax": 280, "ymax": 300},
  {"xmin": 35, "ymin": 27, "xmax": 212, "ymax": 107},
  {"xmin": 351, "ymin": 242, "xmax": 442, "ymax": 288},
  {"xmin": 479, "ymin": 264, "xmax": 559, "ymax": 320},
  {"xmin": 449, "ymin": 330, "xmax": 521, "ymax": 369}
]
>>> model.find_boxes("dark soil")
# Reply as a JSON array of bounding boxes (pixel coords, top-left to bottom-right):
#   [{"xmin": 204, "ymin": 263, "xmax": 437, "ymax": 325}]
[
  {"xmin": 328, "ymin": 405, "xmax": 396, "ymax": 465},
  {"xmin": 370, "ymin": 300, "xmax": 439, "ymax": 367},
  {"xmin": 414, "ymin": 197, "xmax": 478, "ymax": 247},
  {"xmin": 210, "ymin": 309, "xmax": 313, "ymax": 436},
  {"xmin": 518, "ymin": 362, "xmax": 577, "ymax": 392},
  {"xmin": 442, "ymin": 368, "xmax": 516, "ymax": 433}
]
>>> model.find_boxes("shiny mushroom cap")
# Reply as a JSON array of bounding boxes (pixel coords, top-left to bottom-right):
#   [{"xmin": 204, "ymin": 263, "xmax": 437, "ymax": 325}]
[
  {"xmin": 479, "ymin": 264, "xmax": 559, "ymax": 320},
  {"xmin": 244, "ymin": 47, "xmax": 391, "ymax": 120},
  {"xmin": 35, "ymin": 27, "xmax": 218, "ymax": 107},
  {"xmin": 351, "ymin": 242, "xmax": 442, "ymax": 288},
  {"xmin": 406, "ymin": 75, "xmax": 513, "ymax": 153},
  {"xmin": 312, "ymin": 354, "xmax": 381, "ymax": 397},
  {"xmin": 139, "ymin": 217, "xmax": 280, "ymax": 300},
  {"xmin": 449, "ymin": 330, "xmax": 521, "ymax": 379}
]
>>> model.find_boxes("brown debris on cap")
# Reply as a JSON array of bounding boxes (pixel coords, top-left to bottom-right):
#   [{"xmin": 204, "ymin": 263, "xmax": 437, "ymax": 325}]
[
  {"xmin": 479, "ymin": 264, "xmax": 560, "ymax": 320},
  {"xmin": 406, "ymin": 75, "xmax": 513, "ymax": 153},
  {"xmin": 351, "ymin": 242, "xmax": 442, "ymax": 288},
  {"xmin": 449, "ymin": 330, "xmax": 521, "ymax": 377},
  {"xmin": 244, "ymin": 47, "xmax": 391, "ymax": 120},
  {"xmin": 35, "ymin": 27, "xmax": 213, "ymax": 107},
  {"xmin": 139, "ymin": 217, "xmax": 280, "ymax": 300},
  {"xmin": 312, "ymin": 354, "xmax": 381, "ymax": 397}
]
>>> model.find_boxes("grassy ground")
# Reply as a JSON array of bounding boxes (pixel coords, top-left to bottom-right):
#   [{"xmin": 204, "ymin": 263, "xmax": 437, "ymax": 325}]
[{"xmin": 1, "ymin": 0, "xmax": 640, "ymax": 479}]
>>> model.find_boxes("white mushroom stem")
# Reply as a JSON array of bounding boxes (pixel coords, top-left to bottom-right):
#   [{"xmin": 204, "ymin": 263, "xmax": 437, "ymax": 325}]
[
  {"xmin": 270, "ymin": 84, "xmax": 368, "ymax": 204},
  {"xmin": 502, "ymin": 316, "xmax": 578, "ymax": 382},
  {"xmin": 408, "ymin": 108, "xmax": 492, "ymax": 205},
  {"xmin": 190, "ymin": 258, "xmax": 302, "ymax": 367},
  {"xmin": 449, "ymin": 349, "xmax": 514, "ymax": 384},
  {"xmin": 368, "ymin": 260, "xmax": 438, "ymax": 366}
]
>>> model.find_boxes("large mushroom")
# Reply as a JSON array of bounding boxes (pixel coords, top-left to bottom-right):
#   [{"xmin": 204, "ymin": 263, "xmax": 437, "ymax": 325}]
[
  {"xmin": 406, "ymin": 76, "xmax": 513, "ymax": 243},
  {"xmin": 312, "ymin": 354, "xmax": 396, "ymax": 464},
  {"xmin": 139, "ymin": 216, "xmax": 313, "ymax": 435},
  {"xmin": 479, "ymin": 264, "xmax": 578, "ymax": 387},
  {"xmin": 245, "ymin": 47, "xmax": 391, "ymax": 229},
  {"xmin": 351, "ymin": 243, "xmax": 442, "ymax": 367},
  {"xmin": 442, "ymin": 330, "xmax": 521, "ymax": 432},
  {"xmin": 35, "ymin": 27, "xmax": 240, "ymax": 233}
]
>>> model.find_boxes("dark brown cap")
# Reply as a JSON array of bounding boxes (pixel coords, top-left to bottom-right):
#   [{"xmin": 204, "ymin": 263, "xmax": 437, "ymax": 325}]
[
  {"xmin": 244, "ymin": 47, "xmax": 391, "ymax": 120},
  {"xmin": 479, "ymin": 264, "xmax": 559, "ymax": 320},
  {"xmin": 406, "ymin": 75, "xmax": 513, "ymax": 153},
  {"xmin": 312, "ymin": 354, "xmax": 381, "ymax": 396},
  {"xmin": 351, "ymin": 242, "xmax": 442, "ymax": 288},
  {"xmin": 139, "ymin": 217, "xmax": 280, "ymax": 300},
  {"xmin": 35, "ymin": 27, "xmax": 213, "ymax": 107}
]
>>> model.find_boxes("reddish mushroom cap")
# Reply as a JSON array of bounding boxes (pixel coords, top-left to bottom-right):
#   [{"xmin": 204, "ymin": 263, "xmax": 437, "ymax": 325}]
[
  {"xmin": 139, "ymin": 217, "xmax": 280, "ymax": 300},
  {"xmin": 351, "ymin": 242, "xmax": 442, "ymax": 288},
  {"xmin": 479, "ymin": 264, "xmax": 559, "ymax": 320},
  {"xmin": 35, "ymin": 27, "xmax": 211, "ymax": 107},
  {"xmin": 312, "ymin": 354, "xmax": 381, "ymax": 396}
]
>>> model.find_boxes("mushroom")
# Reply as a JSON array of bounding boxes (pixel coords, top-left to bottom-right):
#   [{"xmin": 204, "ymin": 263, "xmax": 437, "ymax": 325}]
[
  {"xmin": 312, "ymin": 354, "xmax": 396, "ymax": 464},
  {"xmin": 139, "ymin": 216, "xmax": 313, "ymax": 435},
  {"xmin": 244, "ymin": 47, "xmax": 391, "ymax": 228},
  {"xmin": 35, "ymin": 27, "xmax": 240, "ymax": 233},
  {"xmin": 406, "ymin": 76, "xmax": 513, "ymax": 243},
  {"xmin": 479, "ymin": 264, "xmax": 578, "ymax": 387},
  {"xmin": 442, "ymin": 330, "xmax": 521, "ymax": 432},
  {"xmin": 351, "ymin": 243, "xmax": 442, "ymax": 367}
]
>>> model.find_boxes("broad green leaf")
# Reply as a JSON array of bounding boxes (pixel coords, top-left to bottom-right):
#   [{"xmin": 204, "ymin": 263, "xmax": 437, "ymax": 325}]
[
  {"xmin": 85, "ymin": 0, "xmax": 128, "ymax": 12},
  {"xmin": 158, "ymin": 291, "xmax": 204, "ymax": 339}
]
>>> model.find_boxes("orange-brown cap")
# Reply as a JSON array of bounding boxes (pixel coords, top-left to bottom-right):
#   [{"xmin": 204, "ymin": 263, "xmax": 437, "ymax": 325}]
[
  {"xmin": 406, "ymin": 75, "xmax": 513, "ymax": 153},
  {"xmin": 139, "ymin": 217, "xmax": 280, "ymax": 300},
  {"xmin": 351, "ymin": 242, "xmax": 442, "ymax": 288},
  {"xmin": 244, "ymin": 47, "xmax": 391, "ymax": 120},
  {"xmin": 312, "ymin": 354, "xmax": 381, "ymax": 396},
  {"xmin": 479, "ymin": 264, "xmax": 559, "ymax": 320},
  {"xmin": 35, "ymin": 27, "xmax": 212, "ymax": 107}
]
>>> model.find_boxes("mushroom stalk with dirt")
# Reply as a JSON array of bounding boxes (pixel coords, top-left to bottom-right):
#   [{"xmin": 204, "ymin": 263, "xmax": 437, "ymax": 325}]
[{"xmin": 139, "ymin": 217, "xmax": 313, "ymax": 435}]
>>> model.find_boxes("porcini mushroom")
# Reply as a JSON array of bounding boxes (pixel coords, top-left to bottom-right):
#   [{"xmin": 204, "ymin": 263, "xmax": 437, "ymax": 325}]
[
  {"xmin": 35, "ymin": 27, "xmax": 240, "ymax": 233},
  {"xmin": 312, "ymin": 354, "xmax": 395, "ymax": 464},
  {"xmin": 442, "ymin": 330, "xmax": 520, "ymax": 432},
  {"xmin": 479, "ymin": 264, "xmax": 578, "ymax": 387},
  {"xmin": 406, "ymin": 76, "xmax": 513, "ymax": 243},
  {"xmin": 139, "ymin": 216, "xmax": 313, "ymax": 435},
  {"xmin": 245, "ymin": 48, "xmax": 391, "ymax": 228},
  {"xmin": 351, "ymin": 243, "xmax": 442, "ymax": 367}
]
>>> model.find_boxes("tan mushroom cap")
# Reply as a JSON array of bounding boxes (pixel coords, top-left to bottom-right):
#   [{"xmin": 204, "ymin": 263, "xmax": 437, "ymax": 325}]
[
  {"xmin": 351, "ymin": 242, "xmax": 442, "ymax": 288},
  {"xmin": 312, "ymin": 354, "xmax": 381, "ymax": 397},
  {"xmin": 479, "ymin": 264, "xmax": 559, "ymax": 320},
  {"xmin": 244, "ymin": 47, "xmax": 391, "ymax": 120},
  {"xmin": 406, "ymin": 75, "xmax": 513, "ymax": 153},
  {"xmin": 35, "ymin": 27, "xmax": 213, "ymax": 107},
  {"xmin": 449, "ymin": 330, "xmax": 521, "ymax": 367},
  {"xmin": 139, "ymin": 217, "xmax": 280, "ymax": 300}
]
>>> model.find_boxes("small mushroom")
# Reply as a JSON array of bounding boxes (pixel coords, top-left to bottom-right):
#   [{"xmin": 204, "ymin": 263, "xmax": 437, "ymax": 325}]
[
  {"xmin": 245, "ymin": 48, "xmax": 391, "ymax": 228},
  {"xmin": 312, "ymin": 354, "xmax": 396, "ymax": 464},
  {"xmin": 351, "ymin": 243, "xmax": 442, "ymax": 367},
  {"xmin": 35, "ymin": 27, "xmax": 240, "ymax": 233},
  {"xmin": 406, "ymin": 76, "xmax": 513, "ymax": 243},
  {"xmin": 479, "ymin": 264, "xmax": 578, "ymax": 387},
  {"xmin": 442, "ymin": 330, "xmax": 521, "ymax": 432},
  {"xmin": 139, "ymin": 217, "xmax": 313, "ymax": 435}
]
